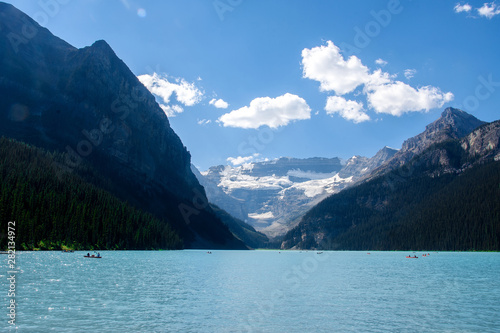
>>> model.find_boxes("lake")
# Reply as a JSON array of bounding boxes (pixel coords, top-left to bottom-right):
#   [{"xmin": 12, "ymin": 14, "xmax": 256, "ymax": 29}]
[{"xmin": 2, "ymin": 251, "xmax": 499, "ymax": 332}]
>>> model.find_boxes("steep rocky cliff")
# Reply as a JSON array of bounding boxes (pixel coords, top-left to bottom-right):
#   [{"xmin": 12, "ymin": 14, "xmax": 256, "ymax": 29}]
[{"xmin": 0, "ymin": 2, "xmax": 246, "ymax": 249}]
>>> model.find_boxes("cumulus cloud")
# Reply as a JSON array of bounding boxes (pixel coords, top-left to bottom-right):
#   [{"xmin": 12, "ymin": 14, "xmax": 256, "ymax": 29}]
[
  {"xmin": 454, "ymin": 3, "xmax": 472, "ymax": 13},
  {"xmin": 218, "ymin": 93, "xmax": 311, "ymax": 129},
  {"xmin": 365, "ymin": 82, "xmax": 454, "ymax": 116},
  {"xmin": 404, "ymin": 69, "xmax": 417, "ymax": 80},
  {"xmin": 301, "ymin": 41, "xmax": 369, "ymax": 95},
  {"xmin": 302, "ymin": 41, "xmax": 454, "ymax": 120},
  {"xmin": 138, "ymin": 73, "xmax": 204, "ymax": 116},
  {"xmin": 209, "ymin": 98, "xmax": 229, "ymax": 109},
  {"xmin": 477, "ymin": 2, "xmax": 500, "ymax": 18},
  {"xmin": 325, "ymin": 96, "xmax": 370, "ymax": 123},
  {"xmin": 375, "ymin": 58, "xmax": 388, "ymax": 66},
  {"xmin": 227, "ymin": 154, "xmax": 260, "ymax": 166}
]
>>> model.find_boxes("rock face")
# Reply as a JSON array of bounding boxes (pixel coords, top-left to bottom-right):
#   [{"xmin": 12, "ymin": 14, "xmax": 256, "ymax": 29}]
[
  {"xmin": 368, "ymin": 108, "xmax": 485, "ymax": 179},
  {"xmin": 403, "ymin": 107, "xmax": 485, "ymax": 153},
  {"xmin": 338, "ymin": 146, "xmax": 397, "ymax": 179},
  {"xmin": 191, "ymin": 164, "xmax": 249, "ymax": 222},
  {"xmin": 197, "ymin": 150, "xmax": 397, "ymax": 238},
  {"xmin": 0, "ymin": 3, "xmax": 246, "ymax": 249},
  {"xmin": 461, "ymin": 120, "xmax": 500, "ymax": 162}
]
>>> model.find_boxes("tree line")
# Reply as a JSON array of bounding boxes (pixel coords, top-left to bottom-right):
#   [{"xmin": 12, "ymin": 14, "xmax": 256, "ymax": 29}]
[
  {"xmin": 282, "ymin": 153, "xmax": 500, "ymax": 251},
  {"xmin": 0, "ymin": 137, "xmax": 183, "ymax": 250}
]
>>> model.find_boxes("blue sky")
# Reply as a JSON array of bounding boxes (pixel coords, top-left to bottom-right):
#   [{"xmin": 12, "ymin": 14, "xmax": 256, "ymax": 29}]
[{"xmin": 6, "ymin": 0, "xmax": 500, "ymax": 170}]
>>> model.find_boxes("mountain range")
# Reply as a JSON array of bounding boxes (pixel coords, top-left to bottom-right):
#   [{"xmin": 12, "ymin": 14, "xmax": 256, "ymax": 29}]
[
  {"xmin": 196, "ymin": 106, "xmax": 499, "ymax": 251},
  {"xmin": 281, "ymin": 108, "xmax": 500, "ymax": 250},
  {"xmin": 0, "ymin": 2, "xmax": 247, "ymax": 250},
  {"xmin": 1, "ymin": 2, "xmax": 498, "ymax": 251},
  {"xmin": 195, "ymin": 148, "xmax": 398, "ymax": 237}
]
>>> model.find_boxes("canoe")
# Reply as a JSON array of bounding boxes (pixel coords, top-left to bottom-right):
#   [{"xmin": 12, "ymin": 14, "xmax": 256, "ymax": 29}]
[{"xmin": 84, "ymin": 255, "xmax": 101, "ymax": 258}]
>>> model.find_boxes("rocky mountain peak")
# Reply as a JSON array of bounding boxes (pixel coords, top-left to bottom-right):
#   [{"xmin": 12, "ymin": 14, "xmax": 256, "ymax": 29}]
[
  {"xmin": 400, "ymin": 108, "xmax": 484, "ymax": 157},
  {"xmin": 0, "ymin": 2, "xmax": 74, "ymax": 55},
  {"xmin": 366, "ymin": 108, "xmax": 486, "ymax": 179},
  {"xmin": 440, "ymin": 106, "xmax": 480, "ymax": 120},
  {"xmin": 375, "ymin": 146, "xmax": 398, "ymax": 158},
  {"xmin": 368, "ymin": 146, "xmax": 398, "ymax": 167},
  {"xmin": 425, "ymin": 107, "xmax": 486, "ymax": 139},
  {"xmin": 85, "ymin": 39, "xmax": 115, "ymax": 55}
]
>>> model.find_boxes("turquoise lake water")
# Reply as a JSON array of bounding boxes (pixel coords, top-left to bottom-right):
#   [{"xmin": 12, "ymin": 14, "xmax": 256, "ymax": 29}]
[{"xmin": 1, "ymin": 250, "xmax": 499, "ymax": 332}]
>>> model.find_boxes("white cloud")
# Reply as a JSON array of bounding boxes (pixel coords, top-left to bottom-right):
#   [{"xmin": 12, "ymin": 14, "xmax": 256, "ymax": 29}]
[
  {"xmin": 303, "ymin": 40, "xmax": 454, "ymax": 119},
  {"xmin": 301, "ymin": 41, "xmax": 369, "ymax": 95},
  {"xmin": 365, "ymin": 82, "xmax": 454, "ymax": 116},
  {"xmin": 325, "ymin": 96, "xmax": 370, "ymax": 123},
  {"xmin": 138, "ymin": 73, "xmax": 204, "ymax": 116},
  {"xmin": 455, "ymin": 2, "xmax": 500, "ymax": 18},
  {"xmin": 367, "ymin": 69, "xmax": 393, "ymax": 87},
  {"xmin": 218, "ymin": 93, "xmax": 311, "ymax": 129},
  {"xmin": 454, "ymin": 3, "xmax": 472, "ymax": 13},
  {"xmin": 209, "ymin": 98, "xmax": 229, "ymax": 109},
  {"xmin": 478, "ymin": 2, "xmax": 500, "ymax": 18},
  {"xmin": 375, "ymin": 58, "xmax": 388, "ymax": 66},
  {"xmin": 159, "ymin": 104, "xmax": 184, "ymax": 117},
  {"xmin": 227, "ymin": 154, "xmax": 260, "ymax": 166},
  {"xmin": 197, "ymin": 119, "xmax": 211, "ymax": 125},
  {"xmin": 404, "ymin": 69, "xmax": 417, "ymax": 80}
]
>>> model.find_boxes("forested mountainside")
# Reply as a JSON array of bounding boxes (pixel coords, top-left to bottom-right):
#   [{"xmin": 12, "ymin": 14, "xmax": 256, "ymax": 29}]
[
  {"xmin": 209, "ymin": 204, "xmax": 271, "ymax": 249},
  {"xmin": 282, "ymin": 118, "xmax": 500, "ymax": 251},
  {"xmin": 0, "ymin": 3, "xmax": 246, "ymax": 249},
  {"xmin": 0, "ymin": 138, "xmax": 183, "ymax": 250}
]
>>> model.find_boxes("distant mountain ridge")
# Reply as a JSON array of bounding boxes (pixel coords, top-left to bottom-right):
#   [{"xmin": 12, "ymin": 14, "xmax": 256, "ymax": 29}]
[
  {"xmin": 0, "ymin": 2, "xmax": 246, "ymax": 249},
  {"xmin": 196, "ymin": 148, "xmax": 397, "ymax": 237}
]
